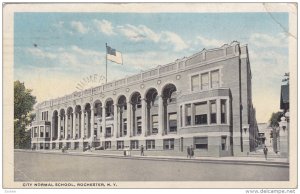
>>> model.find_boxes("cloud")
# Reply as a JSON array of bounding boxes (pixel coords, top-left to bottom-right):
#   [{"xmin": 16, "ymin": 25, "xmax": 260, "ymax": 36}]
[
  {"xmin": 70, "ymin": 45, "xmax": 102, "ymax": 57},
  {"xmin": 117, "ymin": 24, "xmax": 187, "ymax": 51},
  {"xmin": 196, "ymin": 35, "xmax": 225, "ymax": 48},
  {"xmin": 249, "ymin": 33, "xmax": 288, "ymax": 48},
  {"xmin": 94, "ymin": 19, "xmax": 116, "ymax": 36},
  {"xmin": 161, "ymin": 31, "xmax": 188, "ymax": 51},
  {"xmin": 27, "ymin": 48, "xmax": 57, "ymax": 59},
  {"xmin": 118, "ymin": 24, "xmax": 160, "ymax": 42},
  {"xmin": 70, "ymin": 21, "xmax": 89, "ymax": 34}
]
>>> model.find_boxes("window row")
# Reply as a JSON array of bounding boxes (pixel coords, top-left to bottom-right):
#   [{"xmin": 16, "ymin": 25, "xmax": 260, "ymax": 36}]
[
  {"xmin": 180, "ymin": 99, "xmax": 227, "ymax": 127},
  {"xmin": 33, "ymin": 126, "xmax": 50, "ymax": 138},
  {"xmin": 41, "ymin": 111, "xmax": 49, "ymax": 121},
  {"xmin": 191, "ymin": 69, "xmax": 220, "ymax": 91},
  {"xmin": 193, "ymin": 136, "xmax": 227, "ymax": 150},
  {"xmin": 104, "ymin": 139, "xmax": 175, "ymax": 150}
]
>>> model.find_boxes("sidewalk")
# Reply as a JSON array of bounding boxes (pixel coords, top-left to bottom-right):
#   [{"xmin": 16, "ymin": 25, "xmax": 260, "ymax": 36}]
[{"xmin": 16, "ymin": 149, "xmax": 289, "ymax": 167}]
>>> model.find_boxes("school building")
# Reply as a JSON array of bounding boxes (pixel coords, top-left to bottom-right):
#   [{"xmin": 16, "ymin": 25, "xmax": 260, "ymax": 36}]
[{"xmin": 29, "ymin": 41, "xmax": 258, "ymax": 157}]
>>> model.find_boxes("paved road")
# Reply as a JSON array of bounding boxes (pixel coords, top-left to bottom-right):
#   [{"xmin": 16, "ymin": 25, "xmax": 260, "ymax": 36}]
[{"xmin": 14, "ymin": 151, "xmax": 289, "ymax": 181}]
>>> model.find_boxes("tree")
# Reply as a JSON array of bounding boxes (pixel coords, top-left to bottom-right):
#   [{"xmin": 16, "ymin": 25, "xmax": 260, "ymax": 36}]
[
  {"xmin": 14, "ymin": 81, "xmax": 36, "ymax": 149},
  {"xmin": 269, "ymin": 111, "xmax": 283, "ymax": 153},
  {"xmin": 269, "ymin": 112, "xmax": 283, "ymax": 128}
]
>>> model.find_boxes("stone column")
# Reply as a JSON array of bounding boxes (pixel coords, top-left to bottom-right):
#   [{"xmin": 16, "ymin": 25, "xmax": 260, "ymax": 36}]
[
  {"xmin": 97, "ymin": 109, "xmax": 101, "ymax": 139},
  {"xmin": 49, "ymin": 123, "xmax": 52, "ymax": 142},
  {"xmin": 158, "ymin": 95, "xmax": 164, "ymax": 136},
  {"xmin": 90, "ymin": 108, "xmax": 94, "ymax": 140},
  {"xmin": 207, "ymin": 101, "xmax": 211, "ymax": 125},
  {"xmin": 141, "ymin": 98, "xmax": 147, "ymax": 137},
  {"xmin": 72, "ymin": 112, "xmax": 76, "ymax": 139},
  {"xmin": 226, "ymin": 99, "xmax": 230, "ymax": 124},
  {"xmin": 127, "ymin": 102, "xmax": 132, "ymax": 137},
  {"xmin": 37, "ymin": 126, "xmax": 40, "ymax": 138},
  {"xmin": 102, "ymin": 106, "xmax": 106, "ymax": 138},
  {"xmin": 208, "ymin": 72, "xmax": 212, "ymax": 89},
  {"xmin": 191, "ymin": 103, "xmax": 195, "ymax": 126},
  {"xmin": 81, "ymin": 110, "xmax": 85, "ymax": 139},
  {"xmin": 114, "ymin": 104, "xmax": 118, "ymax": 138},
  {"xmin": 216, "ymin": 99, "xmax": 221, "ymax": 124},
  {"xmin": 64, "ymin": 114, "xmax": 68, "ymax": 140},
  {"xmin": 58, "ymin": 115, "xmax": 61, "ymax": 140},
  {"xmin": 176, "ymin": 105, "xmax": 181, "ymax": 131},
  {"xmin": 182, "ymin": 104, "xmax": 186, "ymax": 127}
]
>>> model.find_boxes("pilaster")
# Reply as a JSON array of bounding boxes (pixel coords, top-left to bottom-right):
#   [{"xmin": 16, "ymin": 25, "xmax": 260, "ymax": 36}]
[
  {"xmin": 158, "ymin": 95, "xmax": 164, "ymax": 136},
  {"xmin": 141, "ymin": 98, "xmax": 147, "ymax": 137},
  {"xmin": 113, "ymin": 104, "xmax": 118, "ymax": 138},
  {"xmin": 102, "ymin": 106, "xmax": 106, "ymax": 138},
  {"xmin": 127, "ymin": 102, "xmax": 132, "ymax": 137}
]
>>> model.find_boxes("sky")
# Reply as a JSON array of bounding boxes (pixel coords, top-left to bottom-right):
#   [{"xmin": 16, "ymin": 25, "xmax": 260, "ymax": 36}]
[{"xmin": 14, "ymin": 12, "xmax": 289, "ymax": 123}]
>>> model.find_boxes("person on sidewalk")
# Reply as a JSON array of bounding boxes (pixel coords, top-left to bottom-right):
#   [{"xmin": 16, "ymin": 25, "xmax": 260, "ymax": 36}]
[
  {"xmin": 187, "ymin": 146, "xmax": 191, "ymax": 158},
  {"xmin": 263, "ymin": 146, "xmax": 268, "ymax": 160},
  {"xmin": 190, "ymin": 145, "xmax": 194, "ymax": 159},
  {"xmin": 140, "ymin": 145, "xmax": 144, "ymax": 156}
]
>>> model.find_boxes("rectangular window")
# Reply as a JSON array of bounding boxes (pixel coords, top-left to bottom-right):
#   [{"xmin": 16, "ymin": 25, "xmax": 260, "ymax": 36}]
[
  {"xmin": 180, "ymin": 106, "xmax": 183, "ymax": 127},
  {"xmin": 130, "ymin": 140, "xmax": 139, "ymax": 149},
  {"xmin": 221, "ymin": 100, "xmax": 227, "ymax": 124},
  {"xmin": 221, "ymin": 136, "xmax": 227, "ymax": 150},
  {"xmin": 146, "ymin": 140, "xmax": 155, "ymax": 150},
  {"xmin": 168, "ymin": 112, "xmax": 177, "ymax": 132},
  {"xmin": 40, "ymin": 126, "xmax": 44, "ymax": 137},
  {"xmin": 123, "ymin": 118, "xmax": 127, "ymax": 136},
  {"xmin": 211, "ymin": 70, "xmax": 219, "ymax": 88},
  {"xmin": 45, "ymin": 126, "xmax": 50, "ymax": 138},
  {"xmin": 105, "ymin": 141, "xmax": 111, "ymax": 149},
  {"xmin": 210, "ymin": 100, "xmax": 217, "ymax": 124},
  {"xmin": 137, "ymin": 117, "xmax": 142, "ymax": 134},
  {"xmin": 106, "ymin": 127, "xmax": 112, "ymax": 137},
  {"xmin": 34, "ymin": 127, "xmax": 38, "ymax": 137},
  {"xmin": 195, "ymin": 102, "xmax": 208, "ymax": 125},
  {"xmin": 185, "ymin": 104, "xmax": 191, "ymax": 126},
  {"xmin": 191, "ymin": 74, "xmax": 200, "ymax": 91},
  {"xmin": 42, "ymin": 111, "xmax": 49, "ymax": 121},
  {"xmin": 201, "ymin": 73, "xmax": 209, "ymax": 90},
  {"xmin": 152, "ymin": 115, "xmax": 158, "ymax": 134},
  {"xmin": 117, "ymin": 141, "xmax": 124, "ymax": 150},
  {"xmin": 163, "ymin": 139, "xmax": 175, "ymax": 150},
  {"xmin": 194, "ymin": 137, "xmax": 208, "ymax": 150}
]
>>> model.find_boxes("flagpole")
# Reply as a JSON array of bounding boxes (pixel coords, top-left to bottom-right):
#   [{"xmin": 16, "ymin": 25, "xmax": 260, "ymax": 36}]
[{"xmin": 105, "ymin": 43, "xmax": 107, "ymax": 83}]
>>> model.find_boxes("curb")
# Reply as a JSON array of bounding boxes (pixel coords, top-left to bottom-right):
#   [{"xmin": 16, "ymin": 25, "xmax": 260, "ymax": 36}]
[{"xmin": 15, "ymin": 150, "xmax": 289, "ymax": 167}]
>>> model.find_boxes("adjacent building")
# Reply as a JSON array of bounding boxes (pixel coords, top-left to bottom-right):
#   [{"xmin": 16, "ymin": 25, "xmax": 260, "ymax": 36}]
[{"xmin": 29, "ymin": 41, "xmax": 257, "ymax": 157}]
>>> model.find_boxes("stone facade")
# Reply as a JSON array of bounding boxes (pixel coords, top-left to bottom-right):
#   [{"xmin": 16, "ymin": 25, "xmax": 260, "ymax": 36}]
[{"xmin": 30, "ymin": 41, "xmax": 257, "ymax": 157}]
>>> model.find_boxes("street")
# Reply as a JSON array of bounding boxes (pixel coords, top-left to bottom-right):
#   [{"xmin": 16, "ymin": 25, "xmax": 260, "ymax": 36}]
[{"xmin": 14, "ymin": 151, "xmax": 289, "ymax": 181}]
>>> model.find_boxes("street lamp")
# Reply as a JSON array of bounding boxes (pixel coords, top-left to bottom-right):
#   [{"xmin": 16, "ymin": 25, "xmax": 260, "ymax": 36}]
[
  {"xmin": 279, "ymin": 116, "xmax": 287, "ymax": 132},
  {"xmin": 243, "ymin": 124, "xmax": 249, "ymax": 134},
  {"xmin": 93, "ymin": 134, "xmax": 96, "ymax": 147},
  {"xmin": 278, "ymin": 112, "xmax": 289, "ymax": 160}
]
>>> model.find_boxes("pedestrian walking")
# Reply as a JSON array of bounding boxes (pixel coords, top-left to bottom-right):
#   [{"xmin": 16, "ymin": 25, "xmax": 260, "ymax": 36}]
[
  {"xmin": 190, "ymin": 145, "xmax": 194, "ymax": 159},
  {"xmin": 187, "ymin": 146, "xmax": 191, "ymax": 158},
  {"xmin": 140, "ymin": 145, "xmax": 144, "ymax": 156},
  {"xmin": 263, "ymin": 146, "xmax": 268, "ymax": 160}
]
